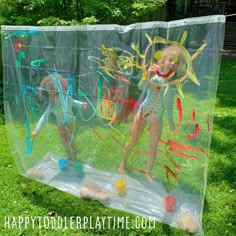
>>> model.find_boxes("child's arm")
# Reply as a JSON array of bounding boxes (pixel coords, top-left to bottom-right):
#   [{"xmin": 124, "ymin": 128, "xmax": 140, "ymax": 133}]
[
  {"xmin": 31, "ymin": 104, "xmax": 51, "ymax": 139},
  {"xmin": 138, "ymin": 64, "xmax": 160, "ymax": 90},
  {"xmin": 72, "ymin": 98, "xmax": 87, "ymax": 112},
  {"xmin": 138, "ymin": 70, "xmax": 150, "ymax": 91},
  {"xmin": 163, "ymin": 88, "xmax": 176, "ymax": 132}
]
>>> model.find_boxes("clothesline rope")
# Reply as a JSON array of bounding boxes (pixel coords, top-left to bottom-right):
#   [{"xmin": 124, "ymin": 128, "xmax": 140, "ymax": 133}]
[{"xmin": 226, "ymin": 13, "xmax": 236, "ymax": 17}]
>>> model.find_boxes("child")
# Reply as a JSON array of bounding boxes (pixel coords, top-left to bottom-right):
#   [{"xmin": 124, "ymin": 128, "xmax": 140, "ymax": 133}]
[
  {"xmin": 118, "ymin": 46, "xmax": 186, "ymax": 183},
  {"xmin": 31, "ymin": 74, "xmax": 87, "ymax": 160}
]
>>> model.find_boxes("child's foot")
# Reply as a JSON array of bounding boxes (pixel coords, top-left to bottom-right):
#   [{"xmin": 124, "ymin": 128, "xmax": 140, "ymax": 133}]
[
  {"xmin": 145, "ymin": 173, "xmax": 154, "ymax": 183},
  {"xmin": 26, "ymin": 168, "xmax": 44, "ymax": 179},
  {"xmin": 80, "ymin": 184, "xmax": 109, "ymax": 201},
  {"xmin": 118, "ymin": 161, "xmax": 126, "ymax": 174}
]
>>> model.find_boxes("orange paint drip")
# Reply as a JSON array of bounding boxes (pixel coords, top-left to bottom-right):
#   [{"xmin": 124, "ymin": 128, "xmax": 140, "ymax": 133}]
[
  {"xmin": 111, "ymin": 136, "xmax": 125, "ymax": 148},
  {"xmin": 144, "ymin": 112, "xmax": 150, "ymax": 118},
  {"xmin": 170, "ymin": 147, "xmax": 197, "ymax": 159},
  {"xmin": 116, "ymin": 74, "xmax": 131, "ymax": 85},
  {"xmin": 157, "ymin": 137, "xmax": 168, "ymax": 145},
  {"xmin": 164, "ymin": 165, "xmax": 178, "ymax": 181},
  {"xmin": 130, "ymin": 166, "xmax": 146, "ymax": 174},
  {"xmin": 92, "ymin": 129, "xmax": 106, "ymax": 145},
  {"xmin": 167, "ymin": 152, "xmax": 181, "ymax": 171},
  {"xmin": 171, "ymin": 159, "xmax": 181, "ymax": 172},
  {"xmin": 207, "ymin": 113, "xmax": 210, "ymax": 132},
  {"xmin": 191, "ymin": 109, "xmax": 196, "ymax": 124},
  {"xmin": 168, "ymin": 139, "xmax": 206, "ymax": 155}
]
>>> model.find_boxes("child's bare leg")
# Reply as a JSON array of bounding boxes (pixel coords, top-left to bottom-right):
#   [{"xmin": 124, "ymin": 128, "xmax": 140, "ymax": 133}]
[
  {"xmin": 146, "ymin": 118, "xmax": 163, "ymax": 183},
  {"xmin": 67, "ymin": 121, "xmax": 77, "ymax": 160},
  {"xmin": 58, "ymin": 125, "xmax": 71, "ymax": 158},
  {"xmin": 118, "ymin": 112, "xmax": 146, "ymax": 174}
]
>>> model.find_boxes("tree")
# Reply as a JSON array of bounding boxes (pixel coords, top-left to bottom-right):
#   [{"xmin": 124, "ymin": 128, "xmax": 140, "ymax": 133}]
[{"xmin": 0, "ymin": 0, "xmax": 167, "ymax": 26}]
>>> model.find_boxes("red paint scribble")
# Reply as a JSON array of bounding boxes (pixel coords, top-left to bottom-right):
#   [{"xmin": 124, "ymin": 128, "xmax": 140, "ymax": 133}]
[
  {"xmin": 168, "ymin": 139, "xmax": 206, "ymax": 155},
  {"xmin": 115, "ymin": 73, "xmax": 131, "ymax": 85},
  {"xmin": 92, "ymin": 129, "xmax": 106, "ymax": 145},
  {"xmin": 130, "ymin": 166, "xmax": 146, "ymax": 174},
  {"xmin": 113, "ymin": 87, "xmax": 124, "ymax": 99},
  {"xmin": 156, "ymin": 69, "xmax": 174, "ymax": 79},
  {"xmin": 110, "ymin": 114, "xmax": 120, "ymax": 122},
  {"xmin": 164, "ymin": 165, "xmax": 178, "ymax": 181},
  {"xmin": 111, "ymin": 136, "xmax": 125, "ymax": 148},
  {"xmin": 191, "ymin": 109, "xmax": 196, "ymax": 124},
  {"xmin": 158, "ymin": 138, "xmax": 168, "ymax": 145},
  {"xmin": 168, "ymin": 140, "xmax": 206, "ymax": 154},
  {"xmin": 158, "ymin": 138, "xmax": 206, "ymax": 158},
  {"xmin": 118, "ymin": 98, "xmax": 138, "ymax": 121},
  {"xmin": 164, "ymin": 196, "xmax": 177, "ymax": 212},
  {"xmin": 188, "ymin": 124, "xmax": 200, "ymax": 140},
  {"xmin": 207, "ymin": 113, "xmax": 210, "ymax": 132},
  {"xmin": 154, "ymin": 86, "xmax": 161, "ymax": 91},
  {"xmin": 173, "ymin": 98, "xmax": 182, "ymax": 135},
  {"xmin": 167, "ymin": 151, "xmax": 181, "ymax": 172},
  {"xmin": 170, "ymin": 148, "xmax": 197, "ymax": 159},
  {"xmin": 118, "ymin": 98, "xmax": 136, "ymax": 105},
  {"xmin": 13, "ymin": 39, "xmax": 25, "ymax": 52},
  {"xmin": 170, "ymin": 159, "xmax": 181, "ymax": 171},
  {"xmin": 102, "ymin": 85, "xmax": 110, "ymax": 97}
]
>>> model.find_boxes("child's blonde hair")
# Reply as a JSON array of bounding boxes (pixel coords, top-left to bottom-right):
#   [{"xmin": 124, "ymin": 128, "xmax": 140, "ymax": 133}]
[{"xmin": 159, "ymin": 45, "xmax": 187, "ymax": 79}]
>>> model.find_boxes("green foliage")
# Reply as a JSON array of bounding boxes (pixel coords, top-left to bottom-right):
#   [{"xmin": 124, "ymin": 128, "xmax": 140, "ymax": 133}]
[
  {"xmin": 0, "ymin": 46, "xmax": 2, "ymax": 113},
  {"xmin": 132, "ymin": 0, "xmax": 166, "ymax": 22},
  {"xmin": 0, "ymin": 87, "xmax": 2, "ymax": 113},
  {"xmin": 0, "ymin": 16, "xmax": 8, "ymax": 25},
  {"xmin": 81, "ymin": 16, "xmax": 98, "ymax": 25},
  {"xmin": 37, "ymin": 17, "xmax": 75, "ymax": 26},
  {"xmin": 0, "ymin": 0, "xmax": 167, "ymax": 26}
]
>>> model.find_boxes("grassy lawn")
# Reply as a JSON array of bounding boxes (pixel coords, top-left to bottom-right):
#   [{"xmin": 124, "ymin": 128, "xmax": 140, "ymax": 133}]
[{"xmin": 0, "ymin": 60, "xmax": 235, "ymax": 236}]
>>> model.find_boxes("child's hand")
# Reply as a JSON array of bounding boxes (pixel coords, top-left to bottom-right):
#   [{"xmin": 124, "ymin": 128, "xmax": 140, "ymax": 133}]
[
  {"xmin": 148, "ymin": 64, "xmax": 160, "ymax": 72},
  {"xmin": 148, "ymin": 64, "xmax": 160, "ymax": 78},
  {"xmin": 31, "ymin": 130, "xmax": 39, "ymax": 140},
  {"xmin": 81, "ymin": 102, "xmax": 88, "ymax": 109}
]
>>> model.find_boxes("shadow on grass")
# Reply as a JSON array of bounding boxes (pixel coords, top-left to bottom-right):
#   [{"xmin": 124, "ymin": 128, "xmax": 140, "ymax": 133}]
[
  {"xmin": 211, "ymin": 116, "xmax": 236, "ymax": 154},
  {"xmin": 206, "ymin": 61, "xmax": 236, "ymax": 188},
  {"xmin": 17, "ymin": 176, "xmax": 190, "ymax": 235},
  {"xmin": 217, "ymin": 61, "xmax": 236, "ymax": 109},
  {"xmin": 17, "ymin": 177, "xmax": 128, "ymax": 235},
  {"xmin": 18, "ymin": 177, "xmax": 105, "ymax": 217}
]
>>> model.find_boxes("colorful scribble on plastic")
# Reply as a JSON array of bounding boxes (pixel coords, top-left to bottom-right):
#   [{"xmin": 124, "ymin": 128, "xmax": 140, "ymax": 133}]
[{"xmin": 7, "ymin": 29, "xmax": 209, "ymax": 183}]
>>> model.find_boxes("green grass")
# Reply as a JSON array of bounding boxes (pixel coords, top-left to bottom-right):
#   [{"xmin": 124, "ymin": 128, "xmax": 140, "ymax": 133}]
[{"xmin": 0, "ymin": 60, "xmax": 235, "ymax": 236}]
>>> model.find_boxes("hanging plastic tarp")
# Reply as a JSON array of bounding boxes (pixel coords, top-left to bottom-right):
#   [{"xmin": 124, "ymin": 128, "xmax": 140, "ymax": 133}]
[{"xmin": 2, "ymin": 15, "xmax": 225, "ymax": 234}]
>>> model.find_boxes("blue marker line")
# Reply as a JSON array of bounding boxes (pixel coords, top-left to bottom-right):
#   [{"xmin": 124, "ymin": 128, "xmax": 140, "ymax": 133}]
[
  {"xmin": 25, "ymin": 119, "xmax": 33, "ymax": 154},
  {"xmin": 30, "ymin": 59, "xmax": 47, "ymax": 68},
  {"xmin": 5, "ymin": 30, "xmax": 39, "ymax": 39},
  {"xmin": 96, "ymin": 71, "xmax": 112, "ymax": 90},
  {"xmin": 67, "ymin": 73, "xmax": 74, "ymax": 97}
]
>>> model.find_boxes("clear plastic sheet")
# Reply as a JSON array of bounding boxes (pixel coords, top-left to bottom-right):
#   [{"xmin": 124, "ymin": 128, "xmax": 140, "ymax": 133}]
[{"xmin": 2, "ymin": 15, "xmax": 225, "ymax": 234}]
